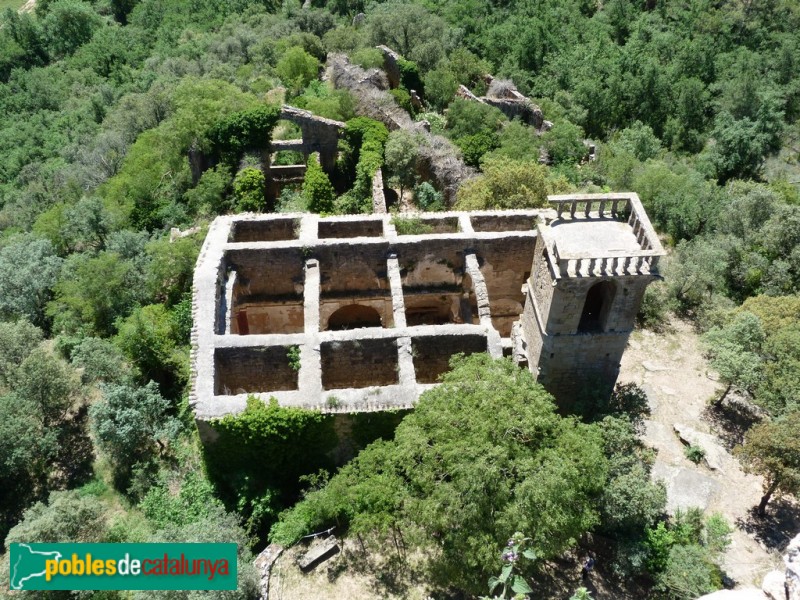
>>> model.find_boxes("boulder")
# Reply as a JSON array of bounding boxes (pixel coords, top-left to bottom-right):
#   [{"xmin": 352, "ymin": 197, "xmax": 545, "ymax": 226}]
[
  {"xmin": 673, "ymin": 423, "xmax": 727, "ymax": 471},
  {"xmin": 762, "ymin": 569, "xmax": 786, "ymax": 600}
]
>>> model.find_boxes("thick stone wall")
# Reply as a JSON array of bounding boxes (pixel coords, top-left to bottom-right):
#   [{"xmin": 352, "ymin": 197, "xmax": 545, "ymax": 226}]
[
  {"xmin": 411, "ymin": 334, "xmax": 488, "ymax": 383},
  {"xmin": 321, "ymin": 338, "xmax": 400, "ymax": 390},
  {"xmin": 215, "ymin": 346, "xmax": 299, "ymax": 395}
]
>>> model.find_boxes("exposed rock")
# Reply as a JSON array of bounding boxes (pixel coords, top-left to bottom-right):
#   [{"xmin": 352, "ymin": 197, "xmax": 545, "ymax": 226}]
[
  {"xmin": 297, "ymin": 536, "xmax": 340, "ymax": 572},
  {"xmin": 327, "ymin": 53, "xmax": 475, "ymax": 204},
  {"xmin": 482, "ymin": 97, "xmax": 544, "ymax": 129},
  {"xmin": 787, "ymin": 533, "xmax": 800, "ymax": 600},
  {"xmin": 762, "ymin": 569, "xmax": 787, "ymax": 600},
  {"xmin": 652, "ymin": 461, "xmax": 719, "ymax": 512},
  {"xmin": 696, "ymin": 590, "xmax": 768, "ymax": 600},
  {"xmin": 673, "ymin": 423, "xmax": 727, "ymax": 471},
  {"xmin": 456, "ymin": 84, "xmax": 481, "ymax": 102},
  {"xmin": 170, "ymin": 226, "xmax": 201, "ymax": 242}
]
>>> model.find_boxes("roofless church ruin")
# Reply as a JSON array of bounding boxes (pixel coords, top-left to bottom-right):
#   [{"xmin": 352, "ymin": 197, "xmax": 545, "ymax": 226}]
[{"xmin": 190, "ymin": 193, "xmax": 665, "ymax": 427}]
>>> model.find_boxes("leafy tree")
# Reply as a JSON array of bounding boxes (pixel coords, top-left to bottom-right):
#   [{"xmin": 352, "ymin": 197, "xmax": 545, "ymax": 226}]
[
  {"xmin": 146, "ymin": 234, "xmax": 201, "ymax": 307},
  {"xmin": 115, "ymin": 303, "xmax": 188, "ymax": 396},
  {"xmin": 0, "ymin": 234, "xmax": 62, "ymax": 327},
  {"xmin": 703, "ymin": 312, "xmax": 765, "ymax": 406},
  {"xmin": 413, "ymin": 182, "xmax": 444, "ymax": 211},
  {"xmin": 384, "ymin": 129, "xmax": 421, "ymax": 197},
  {"xmin": 48, "ymin": 250, "xmax": 145, "ymax": 336},
  {"xmin": 455, "ymin": 157, "xmax": 556, "ymax": 211},
  {"xmin": 232, "ymin": 167, "xmax": 266, "ymax": 213},
  {"xmin": 90, "ymin": 381, "xmax": 182, "ymax": 486},
  {"xmin": 542, "ymin": 120, "xmax": 586, "ymax": 166},
  {"xmin": 445, "ymin": 99, "xmax": 506, "ymax": 141},
  {"xmin": 272, "ymin": 355, "xmax": 607, "ymax": 593},
  {"xmin": 276, "ymin": 47, "xmax": 320, "ymax": 97},
  {"xmin": 707, "ymin": 112, "xmax": 768, "ymax": 183},
  {"xmin": 42, "ymin": 0, "xmax": 103, "ymax": 59},
  {"xmin": 70, "ymin": 336, "xmax": 132, "ymax": 385},
  {"xmin": 365, "ymin": 2, "xmax": 455, "ymax": 70},
  {"xmin": 735, "ymin": 412, "xmax": 800, "ymax": 516},
  {"xmin": 15, "ymin": 347, "xmax": 79, "ymax": 429},
  {"xmin": 656, "ymin": 544, "xmax": 719, "ymax": 600},
  {"xmin": 4, "ymin": 490, "xmax": 108, "ymax": 545},
  {"xmin": 183, "ymin": 164, "xmax": 232, "ymax": 216},
  {"xmin": 302, "ymin": 154, "xmax": 336, "ymax": 214},
  {"xmin": 614, "ymin": 121, "xmax": 662, "ymax": 161},
  {"xmin": 0, "ymin": 320, "xmax": 44, "ymax": 389}
]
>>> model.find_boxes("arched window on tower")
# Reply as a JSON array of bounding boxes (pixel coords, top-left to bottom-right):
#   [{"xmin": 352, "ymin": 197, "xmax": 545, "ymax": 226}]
[{"xmin": 577, "ymin": 281, "xmax": 616, "ymax": 333}]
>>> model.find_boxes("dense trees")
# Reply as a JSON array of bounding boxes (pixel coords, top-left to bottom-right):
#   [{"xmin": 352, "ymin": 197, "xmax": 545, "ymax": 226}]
[
  {"xmin": 0, "ymin": 0, "xmax": 798, "ymax": 594},
  {"xmin": 272, "ymin": 355, "xmax": 608, "ymax": 592}
]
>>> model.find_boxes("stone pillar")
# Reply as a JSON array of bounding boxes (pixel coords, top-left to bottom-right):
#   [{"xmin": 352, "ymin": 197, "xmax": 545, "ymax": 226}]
[
  {"xmin": 299, "ymin": 259, "xmax": 322, "ymax": 400},
  {"xmin": 464, "ymin": 252, "xmax": 502, "ymax": 358}
]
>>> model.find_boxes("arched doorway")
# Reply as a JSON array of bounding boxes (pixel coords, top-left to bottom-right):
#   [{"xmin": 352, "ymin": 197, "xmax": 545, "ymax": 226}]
[
  {"xmin": 327, "ymin": 304, "xmax": 382, "ymax": 331},
  {"xmin": 578, "ymin": 281, "xmax": 616, "ymax": 333}
]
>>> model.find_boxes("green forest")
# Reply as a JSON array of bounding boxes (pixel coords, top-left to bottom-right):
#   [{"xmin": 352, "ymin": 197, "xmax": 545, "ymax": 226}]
[{"xmin": 0, "ymin": 0, "xmax": 798, "ymax": 598}]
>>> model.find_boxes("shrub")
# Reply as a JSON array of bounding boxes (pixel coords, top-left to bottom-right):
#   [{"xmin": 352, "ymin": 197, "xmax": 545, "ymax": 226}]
[
  {"xmin": 232, "ymin": 167, "xmax": 266, "ymax": 212},
  {"xmin": 302, "ymin": 154, "xmax": 336, "ymax": 214},
  {"xmin": 684, "ymin": 445, "xmax": 706, "ymax": 464}
]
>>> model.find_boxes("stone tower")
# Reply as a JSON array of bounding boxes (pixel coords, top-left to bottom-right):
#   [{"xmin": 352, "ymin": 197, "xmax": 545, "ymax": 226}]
[{"xmin": 516, "ymin": 193, "xmax": 665, "ymax": 405}]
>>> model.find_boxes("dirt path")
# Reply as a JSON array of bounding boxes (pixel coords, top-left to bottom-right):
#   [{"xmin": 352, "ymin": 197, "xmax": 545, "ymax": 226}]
[
  {"xmin": 18, "ymin": 0, "xmax": 35, "ymax": 13},
  {"xmin": 618, "ymin": 317, "xmax": 785, "ymax": 587}
]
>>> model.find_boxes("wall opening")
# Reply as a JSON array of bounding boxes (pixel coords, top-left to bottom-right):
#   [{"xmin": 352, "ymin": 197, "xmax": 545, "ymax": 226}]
[
  {"xmin": 321, "ymin": 338, "xmax": 399, "ymax": 389},
  {"xmin": 411, "ymin": 334, "xmax": 487, "ymax": 383},
  {"xmin": 326, "ymin": 304, "xmax": 383, "ymax": 331},
  {"xmin": 474, "ymin": 237, "xmax": 535, "ymax": 337},
  {"xmin": 471, "ymin": 215, "xmax": 536, "ymax": 232},
  {"xmin": 399, "ymin": 241, "xmax": 478, "ymax": 327},
  {"xmin": 229, "ymin": 218, "xmax": 299, "ymax": 243},
  {"xmin": 578, "ymin": 281, "xmax": 616, "ymax": 333},
  {"xmin": 318, "ymin": 220, "xmax": 384, "ymax": 239},
  {"xmin": 214, "ymin": 346, "xmax": 299, "ymax": 395},
  {"xmin": 318, "ymin": 244, "xmax": 393, "ymax": 330},
  {"xmin": 226, "ymin": 248, "xmax": 305, "ymax": 334}
]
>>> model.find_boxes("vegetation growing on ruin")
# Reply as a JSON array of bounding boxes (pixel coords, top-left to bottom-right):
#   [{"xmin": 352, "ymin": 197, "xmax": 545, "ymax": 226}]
[{"xmin": 0, "ymin": 0, "xmax": 799, "ymax": 596}]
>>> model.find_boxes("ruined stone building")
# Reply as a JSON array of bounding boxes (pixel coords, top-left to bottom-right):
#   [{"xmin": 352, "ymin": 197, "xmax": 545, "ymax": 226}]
[{"xmin": 190, "ymin": 193, "xmax": 664, "ymax": 427}]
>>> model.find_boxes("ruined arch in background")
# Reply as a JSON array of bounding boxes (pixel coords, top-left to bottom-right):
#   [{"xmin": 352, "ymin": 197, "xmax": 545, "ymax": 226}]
[
  {"xmin": 578, "ymin": 281, "xmax": 616, "ymax": 333},
  {"xmin": 326, "ymin": 304, "xmax": 382, "ymax": 331}
]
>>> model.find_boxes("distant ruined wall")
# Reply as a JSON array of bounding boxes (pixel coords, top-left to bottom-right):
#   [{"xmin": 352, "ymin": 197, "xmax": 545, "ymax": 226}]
[{"xmin": 327, "ymin": 53, "xmax": 475, "ymax": 205}]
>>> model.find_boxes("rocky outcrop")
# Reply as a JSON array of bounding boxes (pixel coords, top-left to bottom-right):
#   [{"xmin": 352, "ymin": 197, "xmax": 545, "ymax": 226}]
[
  {"xmin": 697, "ymin": 532, "xmax": 800, "ymax": 600},
  {"xmin": 457, "ymin": 76, "xmax": 548, "ymax": 131},
  {"xmin": 327, "ymin": 53, "xmax": 475, "ymax": 204}
]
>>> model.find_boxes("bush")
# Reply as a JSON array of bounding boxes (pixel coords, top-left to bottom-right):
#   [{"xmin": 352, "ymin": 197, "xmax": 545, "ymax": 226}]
[
  {"xmin": 413, "ymin": 182, "xmax": 444, "ymax": 211},
  {"xmin": 232, "ymin": 167, "xmax": 266, "ymax": 212},
  {"xmin": 341, "ymin": 117, "xmax": 389, "ymax": 213},
  {"xmin": 684, "ymin": 445, "xmax": 706, "ymax": 464},
  {"xmin": 657, "ymin": 544, "xmax": 720, "ymax": 599},
  {"xmin": 207, "ymin": 105, "xmax": 281, "ymax": 168},
  {"xmin": 391, "ymin": 215, "xmax": 434, "ymax": 235},
  {"xmin": 303, "ymin": 154, "xmax": 336, "ymax": 214}
]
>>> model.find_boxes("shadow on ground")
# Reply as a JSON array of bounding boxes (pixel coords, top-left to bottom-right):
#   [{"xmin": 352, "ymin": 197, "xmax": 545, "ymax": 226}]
[{"xmin": 736, "ymin": 499, "xmax": 800, "ymax": 551}]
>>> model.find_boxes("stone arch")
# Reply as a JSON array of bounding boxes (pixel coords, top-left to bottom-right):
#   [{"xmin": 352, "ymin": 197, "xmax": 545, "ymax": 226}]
[
  {"xmin": 577, "ymin": 281, "xmax": 616, "ymax": 333},
  {"xmin": 327, "ymin": 304, "xmax": 382, "ymax": 331}
]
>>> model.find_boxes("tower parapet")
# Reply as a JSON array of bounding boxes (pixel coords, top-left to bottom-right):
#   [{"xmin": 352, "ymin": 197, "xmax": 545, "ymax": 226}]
[{"xmin": 516, "ymin": 193, "xmax": 665, "ymax": 405}]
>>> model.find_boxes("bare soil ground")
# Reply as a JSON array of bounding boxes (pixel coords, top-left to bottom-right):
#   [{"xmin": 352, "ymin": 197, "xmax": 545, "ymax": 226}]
[
  {"xmin": 270, "ymin": 317, "xmax": 797, "ymax": 598},
  {"xmin": 619, "ymin": 317, "xmax": 793, "ymax": 588}
]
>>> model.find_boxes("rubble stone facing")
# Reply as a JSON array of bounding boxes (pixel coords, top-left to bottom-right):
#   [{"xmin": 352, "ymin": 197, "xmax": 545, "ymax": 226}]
[{"xmin": 192, "ymin": 193, "xmax": 663, "ymax": 425}]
